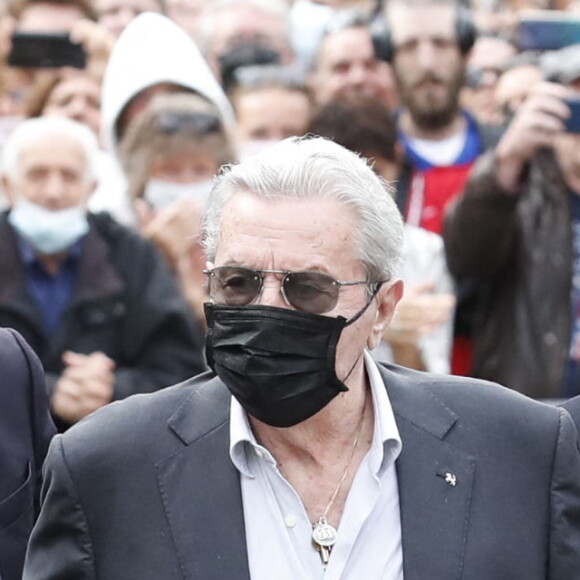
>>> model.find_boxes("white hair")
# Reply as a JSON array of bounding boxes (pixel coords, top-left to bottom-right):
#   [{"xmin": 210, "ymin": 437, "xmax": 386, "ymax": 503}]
[
  {"xmin": 2, "ymin": 117, "xmax": 100, "ymax": 183},
  {"xmin": 202, "ymin": 136, "xmax": 404, "ymax": 282}
]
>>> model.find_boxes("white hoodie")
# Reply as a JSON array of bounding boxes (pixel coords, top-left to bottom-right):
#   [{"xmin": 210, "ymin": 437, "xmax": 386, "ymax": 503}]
[
  {"xmin": 100, "ymin": 11, "xmax": 235, "ymax": 160},
  {"xmin": 94, "ymin": 12, "xmax": 234, "ymax": 225}
]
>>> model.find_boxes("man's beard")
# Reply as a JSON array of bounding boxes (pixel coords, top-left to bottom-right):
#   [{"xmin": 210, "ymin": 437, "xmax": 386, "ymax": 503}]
[{"xmin": 397, "ymin": 68, "xmax": 465, "ymax": 132}]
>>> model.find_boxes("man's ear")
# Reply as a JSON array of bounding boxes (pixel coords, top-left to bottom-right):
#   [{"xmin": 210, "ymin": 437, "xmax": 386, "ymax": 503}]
[{"xmin": 368, "ymin": 278, "xmax": 404, "ymax": 350}]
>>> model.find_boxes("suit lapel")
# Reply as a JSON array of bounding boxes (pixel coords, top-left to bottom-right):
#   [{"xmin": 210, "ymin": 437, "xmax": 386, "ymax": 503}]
[
  {"xmin": 381, "ymin": 365, "xmax": 476, "ymax": 580},
  {"xmin": 156, "ymin": 378, "xmax": 250, "ymax": 580},
  {"xmin": 155, "ymin": 366, "xmax": 476, "ymax": 580}
]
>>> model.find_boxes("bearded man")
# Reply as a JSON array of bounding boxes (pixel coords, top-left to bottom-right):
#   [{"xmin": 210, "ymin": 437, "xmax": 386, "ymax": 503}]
[
  {"xmin": 382, "ymin": 0, "xmax": 499, "ymax": 234},
  {"xmin": 376, "ymin": 0, "xmax": 502, "ymax": 375}
]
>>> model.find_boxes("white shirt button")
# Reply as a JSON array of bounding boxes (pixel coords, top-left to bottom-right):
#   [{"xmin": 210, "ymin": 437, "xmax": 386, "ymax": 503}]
[
  {"xmin": 254, "ymin": 448, "xmax": 263, "ymax": 458},
  {"xmin": 285, "ymin": 515, "xmax": 297, "ymax": 528}
]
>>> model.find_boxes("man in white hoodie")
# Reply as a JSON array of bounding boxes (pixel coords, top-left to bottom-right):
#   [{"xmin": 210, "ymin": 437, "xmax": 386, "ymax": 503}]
[
  {"xmin": 96, "ymin": 12, "xmax": 234, "ymax": 223},
  {"xmin": 100, "ymin": 12, "xmax": 234, "ymax": 159}
]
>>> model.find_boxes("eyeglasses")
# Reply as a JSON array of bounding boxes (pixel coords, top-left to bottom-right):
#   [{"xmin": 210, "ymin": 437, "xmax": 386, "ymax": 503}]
[{"xmin": 204, "ymin": 266, "xmax": 373, "ymax": 315}]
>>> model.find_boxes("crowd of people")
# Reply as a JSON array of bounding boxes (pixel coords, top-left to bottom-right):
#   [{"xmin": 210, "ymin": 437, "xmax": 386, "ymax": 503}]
[{"xmin": 2, "ymin": 0, "xmax": 580, "ymax": 577}]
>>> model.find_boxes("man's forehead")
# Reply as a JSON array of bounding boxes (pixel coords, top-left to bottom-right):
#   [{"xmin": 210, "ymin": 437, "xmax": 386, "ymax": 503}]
[
  {"xmin": 220, "ymin": 190, "xmax": 356, "ymax": 227},
  {"xmin": 320, "ymin": 27, "xmax": 372, "ymax": 64},
  {"xmin": 96, "ymin": 0, "xmax": 161, "ymax": 11},
  {"xmin": 215, "ymin": 191, "xmax": 360, "ymax": 272},
  {"xmin": 18, "ymin": 135, "xmax": 86, "ymax": 165},
  {"xmin": 388, "ymin": 4, "xmax": 456, "ymax": 42}
]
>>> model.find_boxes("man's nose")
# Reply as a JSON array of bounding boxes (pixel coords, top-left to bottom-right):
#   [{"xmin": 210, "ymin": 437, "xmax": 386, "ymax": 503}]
[
  {"xmin": 257, "ymin": 276, "xmax": 289, "ymax": 309},
  {"xmin": 67, "ymin": 97, "xmax": 87, "ymax": 119},
  {"xmin": 41, "ymin": 173, "xmax": 65, "ymax": 205},
  {"xmin": 415, "ymin": 40, "xmax": 438, "ymax": 68},
  {"xmin": 347, "ymin": 64, "xmax": 367, "ymax": 87}
]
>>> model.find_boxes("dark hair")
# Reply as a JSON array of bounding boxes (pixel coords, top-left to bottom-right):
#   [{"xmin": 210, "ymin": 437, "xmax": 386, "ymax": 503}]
[
  {"xmin": 308, "ymin": 94, "xmax": 398, "ymax": 161},
  {"xmin": 228, "ymin": 65, "xmax": 312, "ymax": 113}
]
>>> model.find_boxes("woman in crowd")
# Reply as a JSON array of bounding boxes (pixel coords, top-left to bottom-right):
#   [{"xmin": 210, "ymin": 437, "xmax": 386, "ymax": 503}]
[{"xmin": 119, "ymin": 91, "xmax": 237, "ymax": 324}]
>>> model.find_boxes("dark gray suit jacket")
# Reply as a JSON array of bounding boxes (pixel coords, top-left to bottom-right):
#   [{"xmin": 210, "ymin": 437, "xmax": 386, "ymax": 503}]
[
  {"xmin": 562, "ymin": 395, "xmax": 580, "ymax": 436},
  {"xmin": 24, "ymin": 365, "xmax": 580, "ymax": 579},
  {"xmin": 0, "ymin": 328, "xmax": 55, "ymax": 580}
]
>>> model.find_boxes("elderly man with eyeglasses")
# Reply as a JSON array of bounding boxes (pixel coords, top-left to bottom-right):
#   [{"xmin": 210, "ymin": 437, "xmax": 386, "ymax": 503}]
[{"xmin": 25, "ymin": 136, "xmax": 580, "ymax": 579}]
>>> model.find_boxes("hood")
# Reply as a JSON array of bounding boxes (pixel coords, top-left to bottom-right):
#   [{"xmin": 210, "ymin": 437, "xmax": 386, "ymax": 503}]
[{"xmin": 100, "ymin": 12, "xmax": 235, "ymax": 158}]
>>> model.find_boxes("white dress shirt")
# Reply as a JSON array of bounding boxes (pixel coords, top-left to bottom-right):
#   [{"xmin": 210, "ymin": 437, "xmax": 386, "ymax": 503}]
[
  {"xmin": 230, "ymin": 351, "xmax": 404, "ymax": 579},
  {"xmin": 373, "ymin": 224, "xmax": 454, "ymax": 374}
]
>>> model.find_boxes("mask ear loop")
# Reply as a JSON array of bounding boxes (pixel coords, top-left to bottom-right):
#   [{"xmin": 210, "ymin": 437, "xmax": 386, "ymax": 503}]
[
  {"xmin": 339, "ymin": 281, "xmax": 386, "ymax": 386},
  {"xmin": 345, "ymin": 281, "xmax": 385, "ymax": 327}
]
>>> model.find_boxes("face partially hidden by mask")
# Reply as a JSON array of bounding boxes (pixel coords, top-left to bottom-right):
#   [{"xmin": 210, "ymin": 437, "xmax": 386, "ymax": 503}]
[
  {"xmin": 204, "ymin": 293, "xmax": 377, "ymax": 428},
  {"xmin": 8, "ymin": 197, "xmax": 89, "ymax": 255},
  {"xmin": 143, "ymin": 178, "xmax": 214, "ymax": 211}
]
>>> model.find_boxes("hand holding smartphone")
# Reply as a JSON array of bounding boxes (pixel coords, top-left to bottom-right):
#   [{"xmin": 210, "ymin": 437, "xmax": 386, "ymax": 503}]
[
  {"xmin": 7, "ymin": 31, "xmax": 86, "ymax": 69},
  {"xmin": 564, "ymin": 96, "xmax": 580, "ymax": 133}
]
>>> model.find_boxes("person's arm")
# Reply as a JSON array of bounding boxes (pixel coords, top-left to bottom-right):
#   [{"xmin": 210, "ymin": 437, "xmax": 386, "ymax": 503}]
[
  {"xmin": 444, "ymin": 82, "xmax": 572, "ymax": 280},
  {"xmin": 23, "ymin": 436, "xmax": 96, "ymax": 580},
  {"xmin": 548, "ymin": 409, "xmax": 580, "ymax": 578}
]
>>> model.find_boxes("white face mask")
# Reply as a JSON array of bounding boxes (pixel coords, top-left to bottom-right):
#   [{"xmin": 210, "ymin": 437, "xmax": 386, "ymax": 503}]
[
  {"xmin": 8, "ymin": 197, "xmax": 89, "ymax": 255},
  {"xmin": 143, "ymin": 178, "xmax": 214, "ymax": 211}
]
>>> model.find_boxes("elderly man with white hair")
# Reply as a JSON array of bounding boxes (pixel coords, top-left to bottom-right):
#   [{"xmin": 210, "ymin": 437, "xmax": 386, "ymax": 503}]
[
  {"xmin": 24, "ymin": 136, "xmax": 580, "ymax": 578},
  {"xmin": 0, "ymin": 116, "xmax": 205, "ymax": 431}
]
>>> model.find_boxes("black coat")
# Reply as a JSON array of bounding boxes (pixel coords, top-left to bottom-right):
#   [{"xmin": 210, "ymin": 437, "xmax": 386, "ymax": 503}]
[
  {"xmin": 0, "ymin": 212, "xmax": 206, "ymax": 428},
  {"xmin": 444, "ymin": 150, "xmax": 572, "ymax": 398},
  {"xmin": 0, "ymin": 328, "xmax": 56, "ymax": 580}
]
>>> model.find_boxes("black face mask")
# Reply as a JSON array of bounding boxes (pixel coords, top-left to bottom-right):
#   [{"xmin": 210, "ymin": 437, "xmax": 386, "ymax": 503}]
[{"xmin": 204, "ymin": 301, "xmax": 371, "ymax": 428}]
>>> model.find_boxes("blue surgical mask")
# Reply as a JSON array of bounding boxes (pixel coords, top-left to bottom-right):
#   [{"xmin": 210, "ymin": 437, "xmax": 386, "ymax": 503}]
[
  {"xmin": 143, "ymin": 179, "xmax": 213, "ymax": 211},
  {"xmin": 8, "ymin": 198, "xmax": 89, "ymax": 255}
]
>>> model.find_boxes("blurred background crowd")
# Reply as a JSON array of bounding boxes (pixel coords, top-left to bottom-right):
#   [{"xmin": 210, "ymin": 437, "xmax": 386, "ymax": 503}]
[{"xmin": 1, "ymin": 0, "xmax": 580, "ymax": 432}]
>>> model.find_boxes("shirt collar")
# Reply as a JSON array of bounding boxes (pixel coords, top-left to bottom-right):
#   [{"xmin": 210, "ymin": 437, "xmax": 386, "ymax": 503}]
[
  {"xmin": 229, "ymin": 349, "xmax": 402, "ymax": 478},
  {"xmin": 364, "ymin": 350, "xmax": 402, "ymax": 475}
]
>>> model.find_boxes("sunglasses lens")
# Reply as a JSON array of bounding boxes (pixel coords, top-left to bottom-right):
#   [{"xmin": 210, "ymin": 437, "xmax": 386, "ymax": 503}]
[
  {"xmin": 284, "ymin": 272, "xmax": 338, "ymax": 314},
  {"xmin": 209, "ymin": 267, "xmax": 261, "ymax": 305}
]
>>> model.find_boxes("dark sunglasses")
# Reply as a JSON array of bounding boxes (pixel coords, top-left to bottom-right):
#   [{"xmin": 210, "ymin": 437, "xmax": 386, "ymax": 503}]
[
  {"xmin": 204, "ymin": 266, "xmax": 373, "ymax": 315},
  {"xmin": 155, "ymin": 111, "xmax": 221, "ymax": 135}
]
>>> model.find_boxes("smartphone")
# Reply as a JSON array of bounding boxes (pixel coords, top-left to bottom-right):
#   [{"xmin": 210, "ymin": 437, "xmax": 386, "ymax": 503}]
[
  {"xmin": 7, "ymin": 32, "xmax": 86, "ymax": 69},
  {"xmin": 518, "ymin": 11, "xmax": 580, "ymax": 52},
  {"xmin": 564, "ymin": 97, "xmax": 580, "ymax": 133}
]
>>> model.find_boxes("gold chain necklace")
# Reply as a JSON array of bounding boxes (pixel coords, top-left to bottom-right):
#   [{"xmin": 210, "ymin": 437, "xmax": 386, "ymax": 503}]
[{"xmin": 311, "ymin": 393, "xmax": 368, "ymax": 568}]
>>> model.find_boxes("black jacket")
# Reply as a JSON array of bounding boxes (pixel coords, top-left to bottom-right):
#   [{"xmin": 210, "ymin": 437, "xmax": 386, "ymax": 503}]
[
  {"xmin": 444, "ymin": 149, "xmax": 572, "ymax": 398},
  {"xmin": 0, "ymin": 212, "xmax": 206, "ymax": 426}
]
